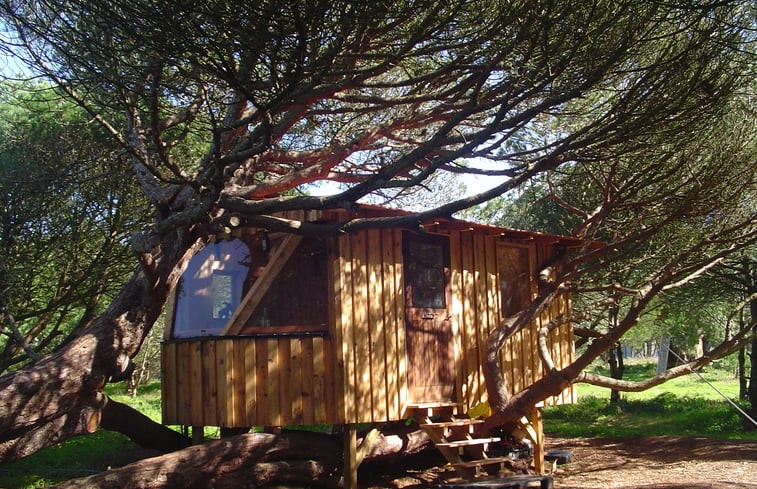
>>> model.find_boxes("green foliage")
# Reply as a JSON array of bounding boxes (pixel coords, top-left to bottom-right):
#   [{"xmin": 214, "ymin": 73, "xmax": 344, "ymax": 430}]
[
  {"xmin": 0, "ymin": 81, "xmax": 150, "ymax": 372},
  {"xmin": 0, "ymin": 431, "xmax": 135, "ymax": 488},
  {"xmin": 461, "ymin": 180, "xmax": 579, "ymax": 235}
]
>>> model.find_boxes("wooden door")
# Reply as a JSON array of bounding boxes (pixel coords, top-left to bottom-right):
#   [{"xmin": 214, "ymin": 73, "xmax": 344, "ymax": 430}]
[{"xmin": 403, "ymin": 232, "xmax": 455, "ymax": 402}]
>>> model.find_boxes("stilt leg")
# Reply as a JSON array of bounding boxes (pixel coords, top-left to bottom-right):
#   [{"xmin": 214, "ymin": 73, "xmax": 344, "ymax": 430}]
[
  {"xmin": 191, "ymin": 425, "xmax": 204, "ymax": 445},
  {"xmin": 532, "ymin": 407, "xmax": 545, "ymax": 474},
  {"xmin": 343, "ymin": 424, "xmax": 357, "ymax": 489}
]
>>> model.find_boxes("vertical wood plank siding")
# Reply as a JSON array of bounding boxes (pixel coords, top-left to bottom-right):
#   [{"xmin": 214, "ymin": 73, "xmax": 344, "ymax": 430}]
[
  {"xmin": 448, "ymin": 232, "xmax": 574, "ymax": 411},
  {"xmin": 337, "ymin": 230, "xmax": 407, "ymax": 423},
  {"xmin": 162, "ymin": 228, "xmax": 575, "ymax": 427},
  {"xmin": 162, "ymin": 336, "xmax": 335, "ymax": 427}
]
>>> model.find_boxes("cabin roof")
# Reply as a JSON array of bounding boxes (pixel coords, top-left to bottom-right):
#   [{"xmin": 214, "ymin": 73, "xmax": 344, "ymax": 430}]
[{"xmin": 320, "ymin": 203, "xmax": 600, "ymax": 248}]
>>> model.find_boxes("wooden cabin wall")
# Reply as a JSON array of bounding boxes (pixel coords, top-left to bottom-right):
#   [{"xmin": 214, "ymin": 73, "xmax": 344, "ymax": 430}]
[
  {"xmin": 333, "ymin": 228, "xmax": 408, "ymax": 424},
  {"xmin": 161, "ymin": 217, "xmax": 577, "ymax": 429},
  {"xmin": 447, "ymin": 230, "xmax": 576, "ymax": 412},
  {"xmin": 332, "ymin": 227, "xmax": 576, "ymax": 425},
  {"xmin": 161, "ymin": 336, "xmax": 338, "ymax": 427}
]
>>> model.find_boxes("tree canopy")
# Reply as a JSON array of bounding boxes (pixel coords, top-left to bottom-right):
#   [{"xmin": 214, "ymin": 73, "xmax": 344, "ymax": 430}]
[{"xmin": 0, "ymin": 83, "xmax": 150, "ymax": 373}]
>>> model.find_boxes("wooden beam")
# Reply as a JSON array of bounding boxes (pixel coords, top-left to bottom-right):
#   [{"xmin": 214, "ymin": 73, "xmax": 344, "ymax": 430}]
[
  {"xmin": 191, "ymin": 426, "xmax": 204, "ymax": 445},
  {"xmin": 222, "ymin": 234, "xmax": 303, "ymax": 335},
  {"xmin": 343, "ymin": 424, "xmax": 357, "ymax": 489},
  {"xmin": 532, "ymin": 406, "xmax": 545, "ymax": 475}
]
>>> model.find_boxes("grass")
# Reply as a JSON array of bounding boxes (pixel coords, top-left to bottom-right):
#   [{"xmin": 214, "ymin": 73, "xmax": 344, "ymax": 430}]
[
  {"xmin": 0, "ymin": 431, "xmax": 136, "ymax": 488},
  {"xmin": 576, "ymin": 360, "xmax": 741, "ymax": 401},
  {"xmin": 105, "ymin": 380, "xmax": 164, "ymax": 423},
  {"xmin": 0, "ymin": 381, "xmax": 165, "ymax": 488},
  {"xmin": 544, "ymin": 359, "xmax": 756, "ymax": 440},
  {"xmin": 544, "ymin": 394, "xmax": 756, "ymax": 440}
]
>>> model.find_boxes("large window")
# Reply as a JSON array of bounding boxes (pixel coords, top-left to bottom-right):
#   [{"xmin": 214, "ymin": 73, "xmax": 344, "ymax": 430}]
[
  {"xmin": 172, "ymin": 239, "xmax": 252, "ymax": 338},
  {"xmin": 497, "ymin": 244, "xmax": 533, "ymax": 317},
  {"xmin": 171, "ymin": 235, "xmax": 329, "ymax": 338}
]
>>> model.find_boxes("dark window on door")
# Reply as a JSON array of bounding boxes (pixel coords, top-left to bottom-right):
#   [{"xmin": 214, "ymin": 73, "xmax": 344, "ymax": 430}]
[{"xmin": 403, "ymin": 232, "xmax": 450, "ymax": 309}]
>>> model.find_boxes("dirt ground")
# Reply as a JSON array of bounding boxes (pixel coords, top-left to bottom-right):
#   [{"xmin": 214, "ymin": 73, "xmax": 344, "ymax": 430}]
[{"xmin": 360, "ymin": 436, "xmax": 757, "ymax": 489}]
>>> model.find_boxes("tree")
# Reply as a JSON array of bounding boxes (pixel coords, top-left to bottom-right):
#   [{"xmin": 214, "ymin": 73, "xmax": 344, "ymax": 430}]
[
  {"xmin": 0, "ymin": 82, "xmax": 149, "ymax": 373},
  {"xmin": 0, "ymin": 0, "xmax": 754, "ymax": 484},
  {"xmin": 710, "ymin": 250, "xmax": 757, "ymax": 421},
  {"xmin": 470, "ymin": 86, "xmax": 756, "ymax": 423},
  {"xmin": 472, "ymin": 81, "xmax": 757, "ymax": 416}
]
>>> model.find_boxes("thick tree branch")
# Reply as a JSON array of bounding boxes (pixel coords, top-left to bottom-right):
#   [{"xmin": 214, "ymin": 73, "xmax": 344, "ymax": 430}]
[{"xmin": 576, "ymin": 318, "xmax": 756, "ymax": 392}]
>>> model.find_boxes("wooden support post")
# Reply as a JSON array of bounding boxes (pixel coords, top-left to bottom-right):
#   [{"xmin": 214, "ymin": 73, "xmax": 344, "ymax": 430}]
[
  {"xmin": 531, "ymin": 406, "xmax": 545, "ymax": 475},
  {"xmin": 191, "ymin": 426, "xmax": 204, "ymax": 445},
  {"xmin": 343, "ymin": 424, "xmax": 357, "ymax": 489}
]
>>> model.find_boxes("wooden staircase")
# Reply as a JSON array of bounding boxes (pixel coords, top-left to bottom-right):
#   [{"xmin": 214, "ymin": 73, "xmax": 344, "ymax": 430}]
[{"xmin": 408, "ymin": 402, "xmax": 518, "ymax": 480}]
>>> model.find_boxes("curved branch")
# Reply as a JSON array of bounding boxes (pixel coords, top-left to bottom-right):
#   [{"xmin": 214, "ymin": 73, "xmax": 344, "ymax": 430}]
[
  {"xmin": 537, "ymin": 297, "xmax": 616, "ymax": 372},
  {"xmin": 575, "ymin": 318, "xmax": 756, "ymax": 392}
]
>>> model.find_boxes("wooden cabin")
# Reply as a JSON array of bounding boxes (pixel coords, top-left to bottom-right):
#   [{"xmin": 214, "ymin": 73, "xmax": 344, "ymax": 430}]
[{"xmin": 161, "ymin": 206, "xmax": 578, "ymax": 481}]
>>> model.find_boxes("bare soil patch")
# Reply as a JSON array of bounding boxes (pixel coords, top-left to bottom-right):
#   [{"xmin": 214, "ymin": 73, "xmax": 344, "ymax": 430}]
[
  {"xmin": 360, "ymin": 436, "xmax": 757, "ymax": 489},
  {"xmin": 548, "ymin": 436, "xmax": 756, "ymax": 489}
]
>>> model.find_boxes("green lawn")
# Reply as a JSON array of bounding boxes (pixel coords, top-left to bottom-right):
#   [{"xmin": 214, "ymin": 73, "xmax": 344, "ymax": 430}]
[
  {"xmin": 544, "ymin": 360, "xmax": 755, "ymax": 440},
  {"xmin": 575, "ymin": 360, "xmax": 741, "ymax": 401}
]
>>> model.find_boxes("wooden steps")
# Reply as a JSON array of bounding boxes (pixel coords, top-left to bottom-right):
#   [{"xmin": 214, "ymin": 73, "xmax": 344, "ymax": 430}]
[
  {"xmin": 436, "ymin": 437, "xmax": 501, "ymax": 448},
  {"xmin": 452, "ymin": 456, "xmax": 518, "ymax": 469},
  {"xmin": 423, "ymin": 419, "xmax": 485, "ymax": 428},
  {"xmin": 408, "ymin": 401, "xmax": 461, "ymax": 409},
  {"xmin": 408, "ymin": 402, "xmax": 516, "ymax": 480}
]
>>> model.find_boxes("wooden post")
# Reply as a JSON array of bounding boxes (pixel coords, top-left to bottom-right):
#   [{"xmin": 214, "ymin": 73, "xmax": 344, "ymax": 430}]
[
  {"xmin": 343, "ymin": 424, "xmax": 357, "ymax": 489},
  {"xmin": 191, "ymin": 426, "xmax": 204, "ymax": 445},
  {"xmin": 531, "ymin": 406, "xmax": 545, "ymax": 474}
]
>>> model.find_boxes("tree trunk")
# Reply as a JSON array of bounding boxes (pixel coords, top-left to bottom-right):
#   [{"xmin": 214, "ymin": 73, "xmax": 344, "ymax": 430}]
[
  {"xmin": 483, "ymin": 289, "xmax": 560, "ymax": 415},
  {"xmin": 738, "ymin": 310, "xmax": 748, "ymax": 400},
  {"xmin": 747, "ymin": 296, "xmax": 757, "ymax": 429},
  {"xmin": 0, "ymin": 230, "xmax": 202, "ymax": 463},
  {"xmin": 738, "ymin": 345, "xmax": 747, "ymax": 400},
  {"xmin": 608, "ymin": 343, "xmax": 624, "ymax": 405},
  {"xmin": 48, "ymin": 427, "xmax": 434, "ymax": 489},
  {"xmin": 607, "ymin": 301, "xmax": 623, "ymax": 405}
]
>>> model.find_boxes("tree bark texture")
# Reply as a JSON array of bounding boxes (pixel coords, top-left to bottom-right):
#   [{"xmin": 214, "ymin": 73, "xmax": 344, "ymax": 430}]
[
  {"xmin": 608, "ymin": 343, "xmax": 624, "ymax": 405},
  {"xmin": 748, "ymin": 297, "xmax": 757, "ymax": 428},
  {"xmin": 738, "ymin": 345, "xmax": 747, "ymax": 400},
  {"xmin": 47, "ymin": 427, "xmax": 433, "ymax": 489}
]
